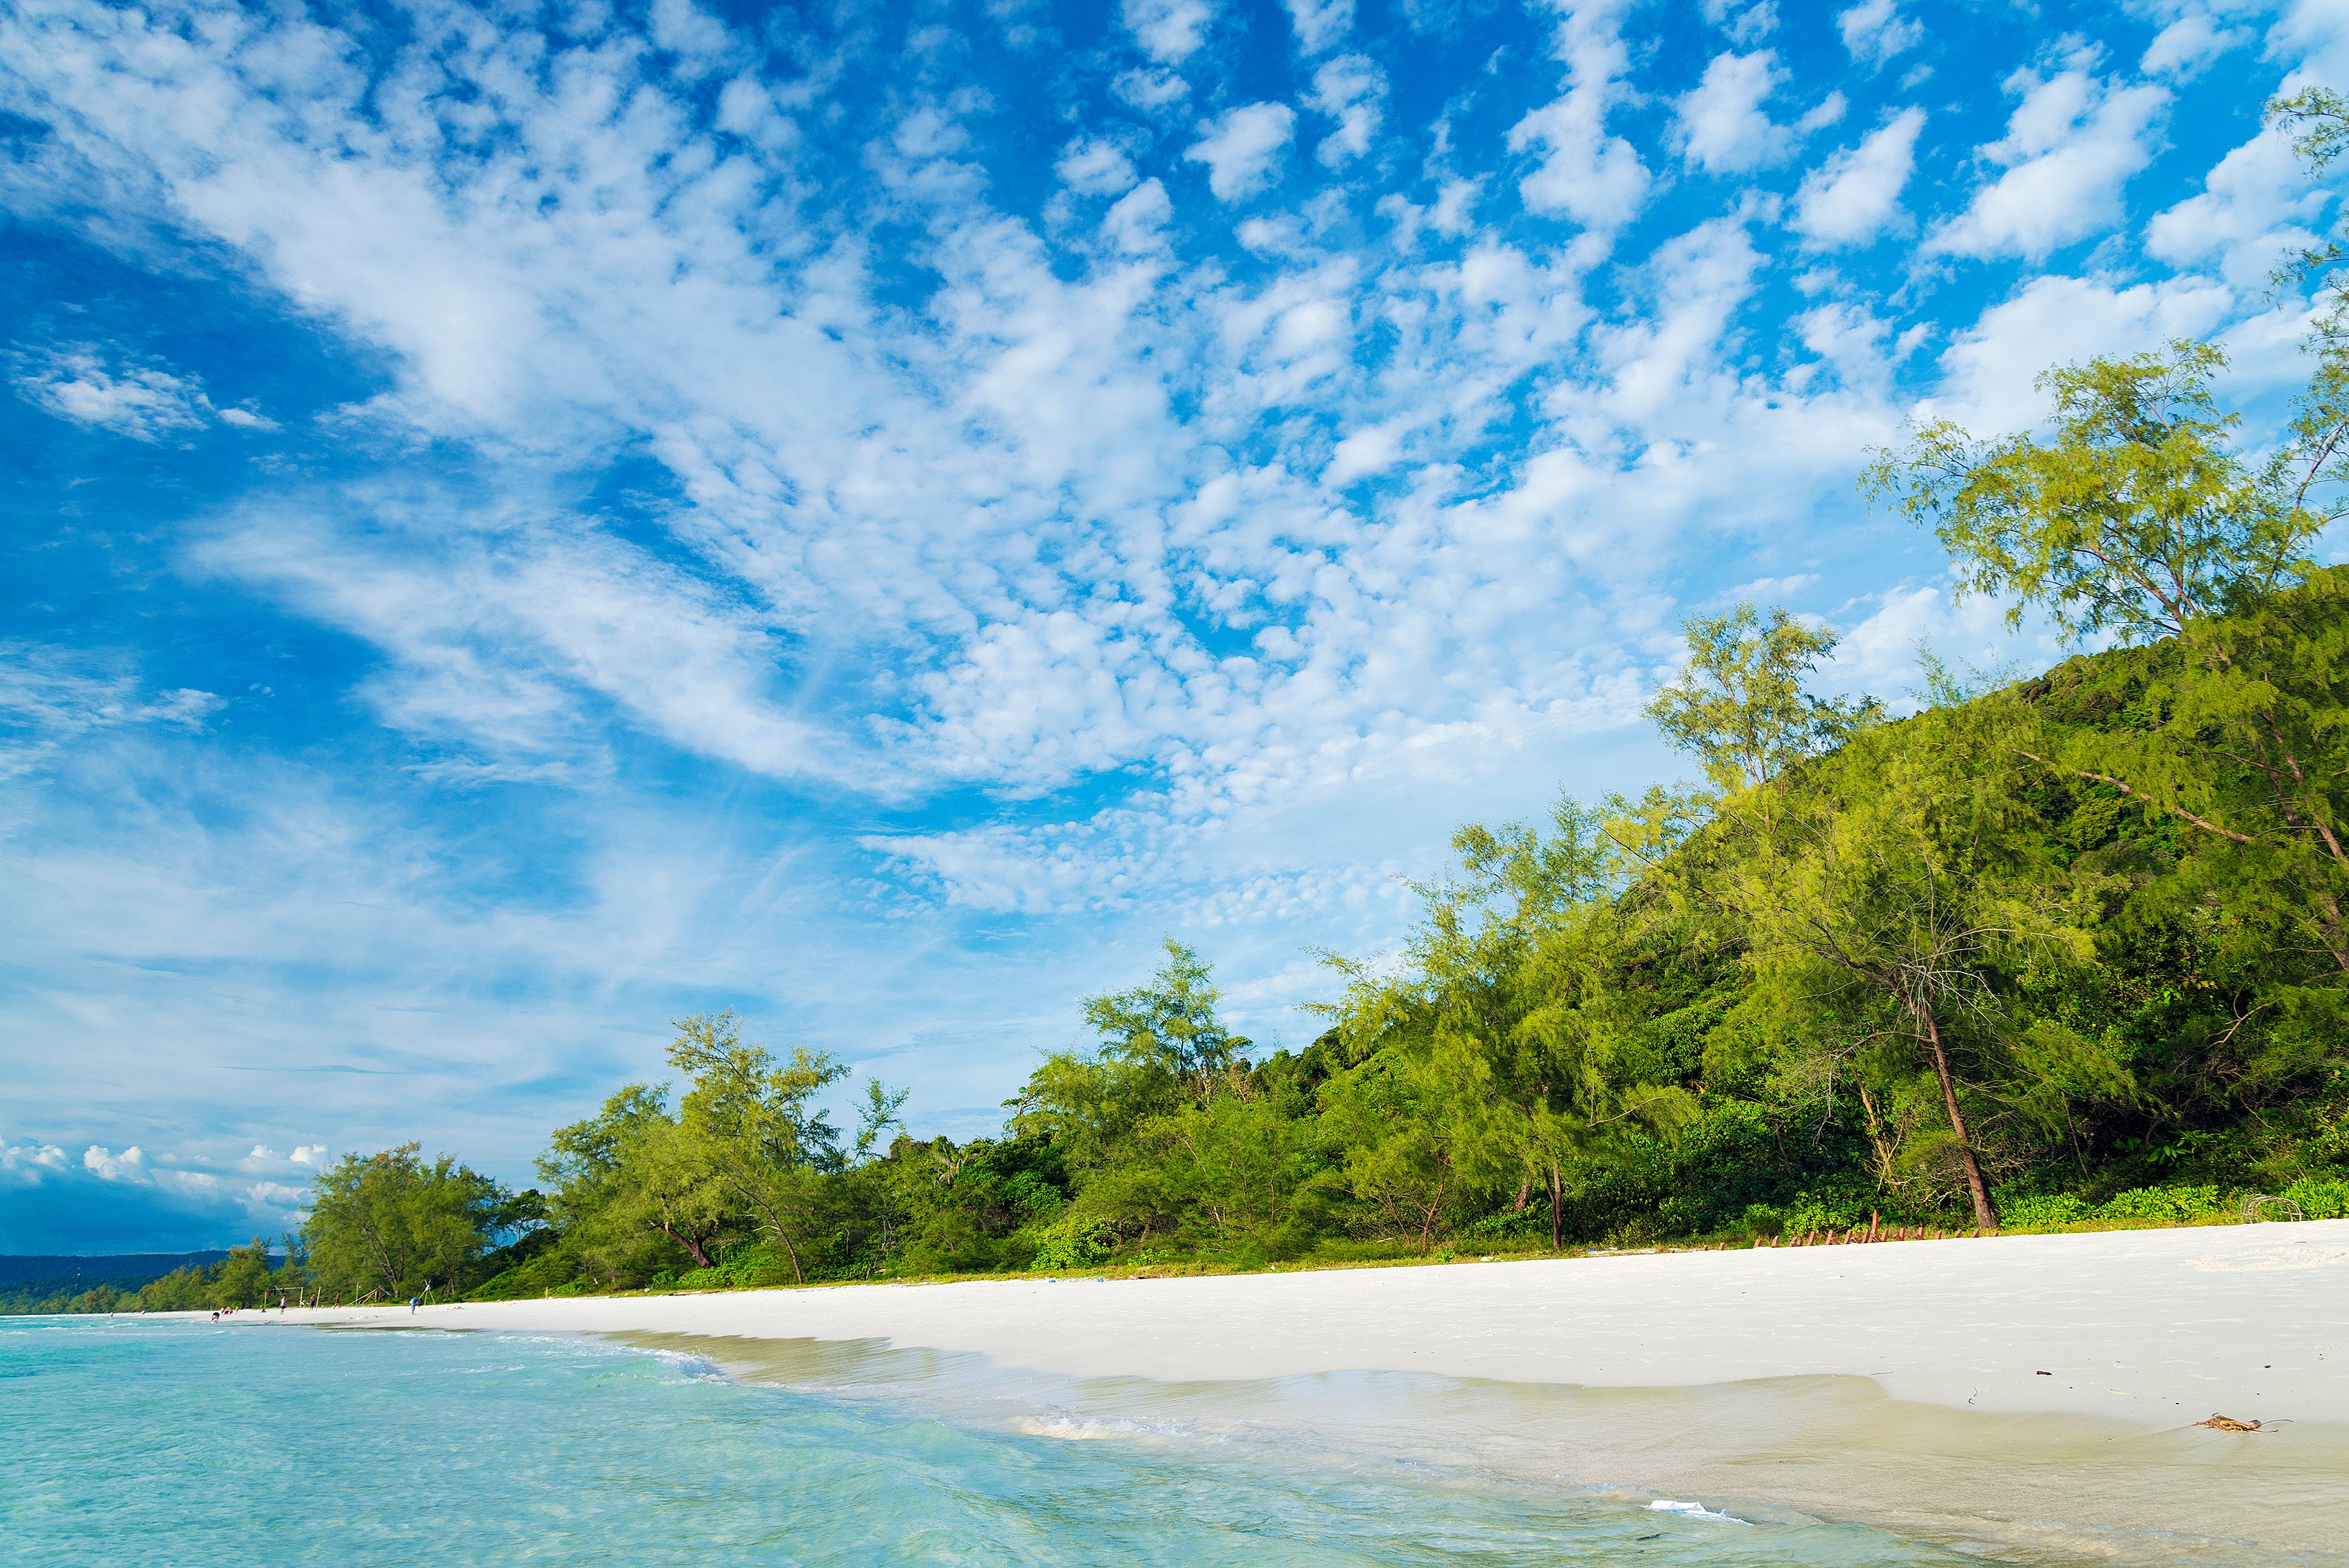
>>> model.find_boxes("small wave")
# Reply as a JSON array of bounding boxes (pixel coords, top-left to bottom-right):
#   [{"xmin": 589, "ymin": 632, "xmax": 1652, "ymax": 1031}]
[
  {"xmin": 1647, "ymin": 1498, "xmax": 1753, "ymax": 1526},
  {"xmin": 1010, "ymin": 1412, "xmax": 1228, "ymax": 1445}
]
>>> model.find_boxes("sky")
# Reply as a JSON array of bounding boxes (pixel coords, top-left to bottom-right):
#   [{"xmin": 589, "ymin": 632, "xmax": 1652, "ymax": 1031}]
[{"xmin": 3, "ymin": 0, "xmax": 2345, "ymax": 1253}]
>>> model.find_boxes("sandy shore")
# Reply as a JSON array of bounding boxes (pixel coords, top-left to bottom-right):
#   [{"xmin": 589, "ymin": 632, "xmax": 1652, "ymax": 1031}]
[{"xmin": 259, "ymin": 1220, "xmax": 2349, "ymax": 1562}]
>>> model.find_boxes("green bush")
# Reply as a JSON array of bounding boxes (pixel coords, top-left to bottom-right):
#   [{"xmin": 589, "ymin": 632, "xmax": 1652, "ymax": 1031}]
[
  {"xmin": 2094, "ymin": 1185, "xmax": 2224, "ymax": 1223},
  {"xmin": 1464, "ymin": 1208, "xmax": 1550, "ymax": 1244},
  {"xmin": 1777, "ymin": 1190, "xmax": 1874, "ymax": 1235},
  {"xmin": 2281, "ymin": 1176, "xmax": 2349, "ymax": 1220},
  {"xmin": 470, "ymin": 1249, "xmax": 582, "ymax": 1301},
  {"xmin": 672, "ymin": 1242, "xmax": 797, "ymax": 1289},
  {"xmin": 1307, "ymin": 1238, "xmax": 1413, "ymax": 1263},
  {"xmin": 1026, "ymin": 1217, "xmax": 1110, "ymax": 1271},
  {"xmin": 1999, "ymin": 1192, "xmax": 2092, "ymax": 1230}
]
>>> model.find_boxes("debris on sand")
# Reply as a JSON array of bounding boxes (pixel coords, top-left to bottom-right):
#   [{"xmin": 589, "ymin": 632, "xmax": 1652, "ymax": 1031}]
[{"xmin": 2192, "ymin": 1414, "xmax": 2263, "ymax": 1432}]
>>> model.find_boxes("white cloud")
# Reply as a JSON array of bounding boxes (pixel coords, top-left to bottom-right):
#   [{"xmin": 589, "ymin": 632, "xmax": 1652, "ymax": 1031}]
[
  {"xmin": 1508, "ymin": 3, "xmax": 1650, "ymax": 230},
  {"xmin": 1672, "ymin": 50, "xmax": 1794, "ymax": 174},
  {"xmin": 1837, "ymin": 0, "xmax": 1925, "ymax": 66},
  {"xmin": 1282, "ymin": 0, "xmax": 1353, "ymax": 54},
  {"xmin": 85, "ymin": 1144, "xmax": 148, "ymax": 1182},
  {"xmin": 1701, "ymin": 0, "xmax": 1779, "ymax": 45},
  {"xmin": 2147, "ymin": 126, "xmax": 2328, "ymax": 289},
  {"xmin": 1929, "ymin": 273, "xmax": 2233, "ymax": 427},
  {"xmin": 0, "ymin": 646, "xmax": 225, "ymax": 779},
  {"xmin": 1184, "ymin": 102, "xmax": 1296, "ymax": 200},
  {"xmin": 15, "ymin": 349, "xmax": 233, "ymax": 441},
  {"xmin": 1123, "ymin": 0, "xmax": 1214, "ymax": 63},
  {"xmin": 1819, "ymin": 584, "xmax": 2058, "ymax": 709},
  {"xmin": 2140, "ymin": 11, "xmax": 2250, "ymax": 80},
  {"xmin": 1103, "ymin": 176, "xmax": 1175, "ymax": 251},
  {"xmin": 1798, "ymin": 92, "xmax": 1849, "ymax": 133},
  {"xmin": 1112, "ymin": 66, "xmax": 1190, "ymax": 113},
  {"xmin": 290, "ymin": 1144, "xmax": 326, "ymax": 1165},
  {"xmin": 1057, "ymin": 137, "xmax": 1139, "ymax": 196},
  {"xmin": 199, "ymin": 501, "xmax": 861, "ymax": 790},
  {"xmin": 1930, "ymin": 69, "xmax": 2169, "ymax": 259},
  {"xmin": 1308, "ymin": 54, "xmax": 1384, "ymax": 166},
  {"xmin": 1793, "ymin": 107, "xmax": 1925, "ymax": 247},
  {"xmin": 1, "ymin": 1141, "xmax": 69, "ymax": 1177}
]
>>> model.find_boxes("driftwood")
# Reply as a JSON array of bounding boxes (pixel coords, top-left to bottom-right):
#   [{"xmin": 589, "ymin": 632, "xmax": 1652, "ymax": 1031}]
[{"xmin": 2193, "ymin": 1414, "xmax": 2264, "ymax": 1433}]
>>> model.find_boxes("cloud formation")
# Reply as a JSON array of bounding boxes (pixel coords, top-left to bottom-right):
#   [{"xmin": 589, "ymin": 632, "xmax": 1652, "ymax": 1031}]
[
  {"xmin": 1934, "ymin": 64, "xmax": 2171, "ymax": 259},
  {"xmin": 1186, "ymin": 102, "xmax": 1299, "ymax": 199}
]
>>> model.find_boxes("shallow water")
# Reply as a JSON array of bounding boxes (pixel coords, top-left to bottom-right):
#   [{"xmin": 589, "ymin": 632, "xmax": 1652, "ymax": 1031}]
[
  {"xmin": 641, "ymin": 1332, "xmax": 2349, "ymax": 1567},
  {"xmin": 4, "ymin": 1316, "xmax": 1966, "ymax": 1566}
]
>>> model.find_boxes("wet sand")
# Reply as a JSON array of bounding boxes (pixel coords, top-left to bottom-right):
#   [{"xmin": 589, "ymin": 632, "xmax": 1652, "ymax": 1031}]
[{"xmin": 274, "ymin": 1220, "xmax": 2349, "ymax": 1562}]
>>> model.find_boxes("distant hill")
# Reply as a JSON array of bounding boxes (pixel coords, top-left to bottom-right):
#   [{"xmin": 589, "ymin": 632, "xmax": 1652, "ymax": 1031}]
[{"xmin": 0, "ymin": 1252, "xmax": 235, "ymax": 1291}]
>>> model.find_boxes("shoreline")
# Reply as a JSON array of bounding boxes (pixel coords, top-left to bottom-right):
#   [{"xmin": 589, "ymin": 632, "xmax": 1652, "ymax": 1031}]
[
  {"xmin": 202, "ymin": 1221, "xmax": 2349, "ymax": 1562},
  {"xmin": 264, "ymin": 1219, "xmax": 2346, "ymax": 1423}
]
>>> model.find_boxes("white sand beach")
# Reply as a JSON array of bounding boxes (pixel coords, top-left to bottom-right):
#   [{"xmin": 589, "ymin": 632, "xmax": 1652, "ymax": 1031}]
[{"xmin": 270, "ymin": 1221, "xmax": 2349, "ymax": 1562}]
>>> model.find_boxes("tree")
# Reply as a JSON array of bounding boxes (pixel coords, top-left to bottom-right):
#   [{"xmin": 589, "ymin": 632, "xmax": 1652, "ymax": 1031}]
[
  {"xmin": 211, "ymin": 1238, "xmax": 275, "ymax": 1308},
  {"xmin": 1318, "ymin": 797, "xmax": 1692, "ymax": 1250},
  {"xmin": 1645, "ymin": 606, "xmax": 1880, "ymax": 796},
  {"xmin": 1722, "ymin": 699, "xmax": 2104, "ymax": 1230},
  {"xmin": 1083, "ymin": 940, "xmax": 1249, "ymax": 1106},
  {"xmin": 668, "ymin": 1012, "xmax": 847, "ymax": 1285},
  {"xmin": 1861, "ymin": 344, "xmax": 2324, "ymax": 643},
  {"xmin": 1867, "ymin": 345, "xmax": 2349, "ymax": 979},
  {"xmin": 305, "ymin": 1144, "xmax": 504, "ymax": 1302},
  {"xmin": 543, "ymin": 1084, "xmax": 737, "ymax": 1280}
]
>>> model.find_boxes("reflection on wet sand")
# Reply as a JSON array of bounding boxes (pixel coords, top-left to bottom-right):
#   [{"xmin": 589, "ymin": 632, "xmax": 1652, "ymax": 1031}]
[{"xmin": 622, "ymin": 1331, "xmax": 2349, "ymax": 1566}]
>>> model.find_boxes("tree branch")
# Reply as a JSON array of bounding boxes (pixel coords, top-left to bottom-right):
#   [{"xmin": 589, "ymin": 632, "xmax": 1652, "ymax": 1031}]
[{"xmin": 2013, "ymin": 749, "xmax": 2259, "ymax": 844}]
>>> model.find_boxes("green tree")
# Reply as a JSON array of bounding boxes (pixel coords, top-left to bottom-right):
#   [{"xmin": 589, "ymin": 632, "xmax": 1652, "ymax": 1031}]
[
  {"xmin": 1318, "ymin": 797, "xmax": 1693, "ymax": 1250},
  {"xmin": 1867, "ymin": 344, "xmax": 2349, "ymax": 979},
  {"xmin": 1862, "ymin": 345, "xmax": 2323, "ymax": 642},
  {"xmin": 542, "ymin": 1084, "xmax": 738, "ymax": 1282},
  {"xmin": 1644, "ymin": 605, "xmax": 1879, "ymax": 795},
  {"xmin": 668, "ymin": 1012, "xmax": 847, "ymax": 1285},
  {"xmin": 305, "ymin": 1143, "xmax": 503, "ymax": 1303},
  {"xmin": 210, "ymin": 1238, "xmax": 276, "ymax": 1308},
  {"xmin": 1083, "ymin": 940, "xmax": 1249, "ymax": 1106}
]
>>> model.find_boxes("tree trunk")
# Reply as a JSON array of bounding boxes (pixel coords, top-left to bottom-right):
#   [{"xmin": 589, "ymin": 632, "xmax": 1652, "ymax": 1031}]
[
  {"xmin": 776, "ymin": 1225, "xmax": 805, "ymax": 1284},
  {"xmin": 1855, "ymin": 1082, "xmax": 1897, "ymax": 1189},
  {"xmin": 1547, "ymin": 1162, "xmax": 1563, "ymax": 1252},
  {"xmin": 1920, "ymin": 1006, "xmax": 1998, "ymax": 1230},
  {"xmin": 1416, "ymin": 1168, "xmax": 1450, "ymax": 1254},
  {"xmin": 663, "ymin": 1225, "xmax": 713, "ymax": 1270}
]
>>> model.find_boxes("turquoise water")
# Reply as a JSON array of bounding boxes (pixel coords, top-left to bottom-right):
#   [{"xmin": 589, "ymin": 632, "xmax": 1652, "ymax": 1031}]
[{"xmin": 3, "ymin": 1318, "xmax": 1963, "ymax": 1565}]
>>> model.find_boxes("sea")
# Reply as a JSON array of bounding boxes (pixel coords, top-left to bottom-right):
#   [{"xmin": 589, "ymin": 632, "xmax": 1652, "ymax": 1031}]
[{"xmin": 1, "ymin": 1315, "xmax": 1970, "ymax": 1567}]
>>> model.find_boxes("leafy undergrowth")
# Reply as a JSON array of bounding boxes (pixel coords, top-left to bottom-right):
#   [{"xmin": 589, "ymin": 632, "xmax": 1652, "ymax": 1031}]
[{"xmin": 506, "ymin": 1180, "xmax": 2345, "ymax": 1301}]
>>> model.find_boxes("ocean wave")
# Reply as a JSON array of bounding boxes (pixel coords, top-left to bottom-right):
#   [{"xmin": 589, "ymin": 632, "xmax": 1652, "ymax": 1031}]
[{"xmin": 1647, "ymin": 1498, "xmax": 1753, "ymax": 1526}]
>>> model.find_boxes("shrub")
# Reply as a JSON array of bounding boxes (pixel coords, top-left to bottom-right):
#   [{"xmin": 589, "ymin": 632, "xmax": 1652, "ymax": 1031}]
[
  {"xmin": 2281, "ymin": 1176, "xmax": 2349, "ymax": 1220},
  {"xmin": 1999, "ymin": 1192, "xmax": 2092, "ymax": 1230},
  {"xmin": 1777, "ymin": 1189, "xmax": 1874, "ymax": 1236},
  {"xmin": 1464, "ymin": 1207, "xmax": 1550, "ymax": 1244},
  {"xmin": 1026, "ymin": 1216, "xmax": 1110, "ymax": 1271},
  {"xmin": 2095, "ymin": 1185, "xmax": 2224, "ymax": 1223}
]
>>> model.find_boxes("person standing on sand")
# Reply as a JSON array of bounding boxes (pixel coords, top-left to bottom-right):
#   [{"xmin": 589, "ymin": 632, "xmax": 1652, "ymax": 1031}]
[{"xmin": 409, "ymin": 1297, "xmax": 419, "ymax": 1315}]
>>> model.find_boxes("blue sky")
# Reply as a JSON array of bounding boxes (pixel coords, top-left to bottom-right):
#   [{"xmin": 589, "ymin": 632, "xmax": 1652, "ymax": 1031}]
[{"xmin": 3, "ymin": 0, "xmax": 2343, "ymax": 1252}]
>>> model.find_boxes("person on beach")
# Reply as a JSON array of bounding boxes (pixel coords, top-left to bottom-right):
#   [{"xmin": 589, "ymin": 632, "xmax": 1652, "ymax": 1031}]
[{"xmin": 409, "ymin": 1297, "xmax": 419, "ymax": 1315}]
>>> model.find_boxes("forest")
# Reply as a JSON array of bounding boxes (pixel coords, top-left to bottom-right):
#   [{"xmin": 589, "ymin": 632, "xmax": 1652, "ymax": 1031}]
[{"xmin": 30, "ymin": 92, "xmax": 2349, "ymax": 1314}]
